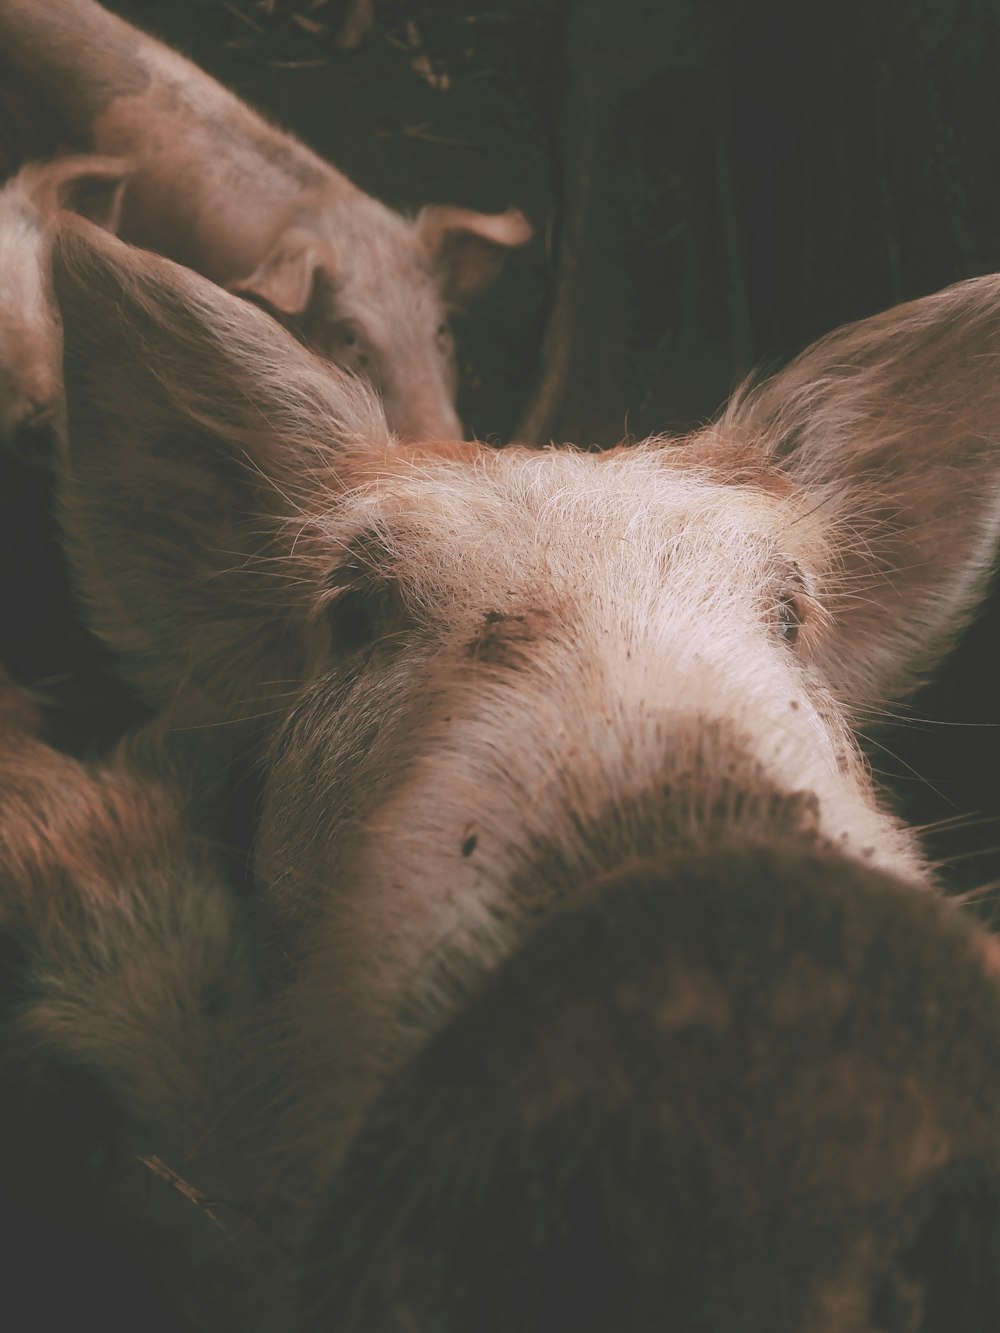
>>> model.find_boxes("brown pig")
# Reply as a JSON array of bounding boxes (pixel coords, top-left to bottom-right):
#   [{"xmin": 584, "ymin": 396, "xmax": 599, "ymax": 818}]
[
  {"xmin": 0, "ymin": 0, "xmax": 532, "ymax": 440},
  {"xmin": 0, "ymin": 153, "xmax": 126, "ymax": 464},
  {"xmin": 18, "ymin": 217, "xmax": 1000, "ymax": 1329}
]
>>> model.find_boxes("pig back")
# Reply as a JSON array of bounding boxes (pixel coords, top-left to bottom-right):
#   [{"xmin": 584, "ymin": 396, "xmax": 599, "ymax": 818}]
[{"xmin": 0, "ymin": 0, "xmax": 342, "ymax": 279}]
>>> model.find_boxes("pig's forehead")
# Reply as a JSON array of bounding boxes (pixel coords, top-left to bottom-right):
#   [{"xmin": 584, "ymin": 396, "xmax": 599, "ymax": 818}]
[
  {"xmin": 325, "ymin": 203, "xmax": 442, "ymax": 309},
  {"xmin": 326, "ymin": 446, "xmax": 820, "ymax": 581},
  {"xmin": 365, "ymin": 446, "xmax": 793, "ymax": 532}
]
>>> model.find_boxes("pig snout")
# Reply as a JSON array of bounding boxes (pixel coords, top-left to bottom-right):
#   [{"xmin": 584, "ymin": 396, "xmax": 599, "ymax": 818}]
[
  {"xmin": 385, "ymin": 380, "xmax": 463, "ymax": 443},
  {"xmin": 304, "ymin": 841, "xmax": 1000, "ymax": 1333},
  {"xmin": 0, "ymin": 368, "xmax": 63, "ymax": 468}
]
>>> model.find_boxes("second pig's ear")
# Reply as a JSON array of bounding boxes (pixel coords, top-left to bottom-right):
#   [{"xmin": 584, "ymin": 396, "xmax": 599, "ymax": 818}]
[
  {"xmin": 416, "ymin": 205, "xmax": 532, "ymax": 306},
  {"xmin": 20, "ymin": 155, "xmax": 130, "ymax": 233},
  {"xmin": 51, "ymin": 217, "xmax": 389, "ymax": 719},
  {"xmin": 229, "ymin": 230, "xmax": 329, "ymax": 319}
]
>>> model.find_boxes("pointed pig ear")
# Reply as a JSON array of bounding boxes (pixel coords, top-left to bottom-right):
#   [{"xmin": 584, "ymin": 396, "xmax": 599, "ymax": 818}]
[
  {"xmin": 725, "ymin": 274, "xmax": 1000, "ymax": 705},
  {"xmin": 229, "ymin": 230, "xmax": 332, "ymax": 319},
  {"xmin": 19, "ymin": 155, "xmax": 130, "ymax": 233},
  {"xmin": 416, "ymin": 205, "xmax": 532, "ymax": 306},
  {"xmin": 50, "ymin": 217, "xmax": 388, "ymax": 718}
]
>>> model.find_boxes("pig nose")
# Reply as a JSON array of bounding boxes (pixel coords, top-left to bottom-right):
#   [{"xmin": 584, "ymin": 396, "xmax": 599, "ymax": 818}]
[
  {"xmin": 306, "ymin": 842, "xmax": 1000, "ymax": 1332},
  {"xmin": 393, "ymin": 393, "xmax": 463, "ymax": 443},
  {"xmin": 7, "ymin": 399, "xmax": 62, "ymax": 468}
]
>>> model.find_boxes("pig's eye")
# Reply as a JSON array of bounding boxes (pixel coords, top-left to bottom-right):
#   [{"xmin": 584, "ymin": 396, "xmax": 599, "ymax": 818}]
[
  {"xmin": 771, "ymin": 559, "xmax": 809, "ymax": 648},
  {"xmin": 326, "ymin": 574, "xmax": 403, "ymax": 658},
  {"xmin": 437, "ymin": 322, "xmax": 449, "ymax": 339},
  {"xmin": 775, "ymin": 591, "xmax": 803, "ymax": 646},
  {"xmin": 333, "ymin": 589, "xmax": 373, "ymax": 648},
  {"xmin": 330, "ymin": 324, "xmax": 367, "ymax": 362},
  {"xmin": 328, "ymin": 587, "xmax": 379, "ymax": 652}
]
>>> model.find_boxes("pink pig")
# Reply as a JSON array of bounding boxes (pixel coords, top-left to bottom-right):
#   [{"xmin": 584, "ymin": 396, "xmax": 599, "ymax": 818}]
[{"xmin": 0, "ymin": 0, "xmax": 532, "ymax": 440}]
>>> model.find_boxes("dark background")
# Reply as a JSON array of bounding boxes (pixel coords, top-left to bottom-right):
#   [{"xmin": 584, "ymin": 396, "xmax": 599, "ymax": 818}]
[{"xmin": 2, "ymin": 0, "xmax": 1000, "ymax": 900}]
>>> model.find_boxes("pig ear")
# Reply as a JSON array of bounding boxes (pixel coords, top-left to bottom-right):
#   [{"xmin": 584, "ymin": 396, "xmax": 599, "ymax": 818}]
[
  {"xmin": 726, "ymin": 275, "xmax": 1000, "ymax": 705},
  {"xmin": 50, "ymin": 217, "xmax": 388, "ymax": 718},
  {"xmin": 416, "ymin": 205, "xmax": 532, "ymax": 306},
  {"xmin": 228, "ymin": 230, "xmax": 328, "ymax": 318},
  {"xmin": 20, "ymin": 155, "xmax": 130, "ymax": 233}
]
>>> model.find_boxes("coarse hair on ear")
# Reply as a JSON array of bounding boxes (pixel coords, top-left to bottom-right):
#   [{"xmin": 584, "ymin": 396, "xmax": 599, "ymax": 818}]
[
  {"xmin": 723, "ymin": 274, "xmax": 1000, "ymax": 705},
  {"xmin": 51, "ymin": 216, "xmax": 390, "ymax": 720},
  {"xmin": 415, "ymin": 205, "xmax": 532, "ymax": 306}
]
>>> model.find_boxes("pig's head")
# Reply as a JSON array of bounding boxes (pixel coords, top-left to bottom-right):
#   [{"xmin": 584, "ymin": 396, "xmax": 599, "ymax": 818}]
[
  {"xmin": 230, "ymin": 196, "xmax": 532, "ymax": 441},
  {"xmin": 50, "ymin": 220, "xmax": 1000, "ymax": 1329},
  {"xmin": 0, "ymin": 155, "xmax": 127, "ymax": 466}
]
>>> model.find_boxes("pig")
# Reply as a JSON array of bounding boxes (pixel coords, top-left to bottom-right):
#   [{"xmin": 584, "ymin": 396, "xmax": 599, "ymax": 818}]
[
  {"xmin": 0, "ymin": 0, "xmax": 532, "ymax": 441},
  {"xmin": 0, "ymin": 153, "xmax": 126, "ymax": 464},
  {"xmin": 0, "ymin": 661, "xmax": 254, "ymax": 1330},
  {"xmin": 20, "ymin": 213, "xmax": 1000, "ymax": 1329}
]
